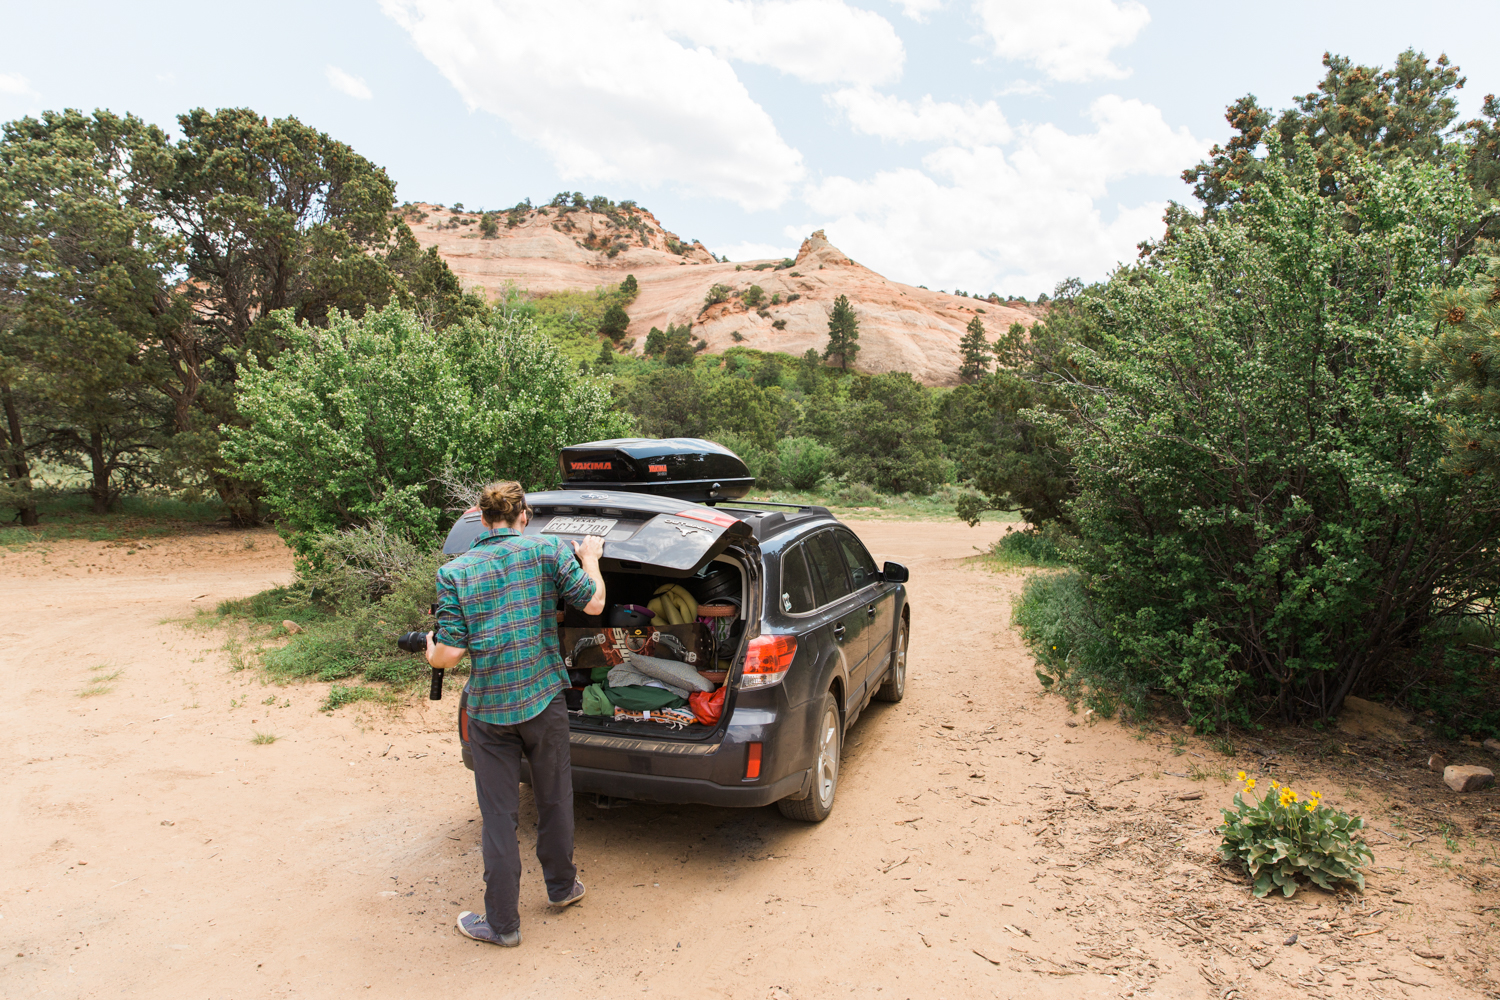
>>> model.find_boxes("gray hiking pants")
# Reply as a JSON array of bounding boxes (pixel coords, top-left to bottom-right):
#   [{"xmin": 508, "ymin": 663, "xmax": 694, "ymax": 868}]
[{"xmin": 467, "ymin": 694, "xmax": 577, "ymax": 933}]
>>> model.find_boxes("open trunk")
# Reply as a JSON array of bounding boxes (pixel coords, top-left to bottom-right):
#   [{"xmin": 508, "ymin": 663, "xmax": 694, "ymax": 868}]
[{"xmin": 559, "ymin": 552, "xmax": 751, "ymax": 742}]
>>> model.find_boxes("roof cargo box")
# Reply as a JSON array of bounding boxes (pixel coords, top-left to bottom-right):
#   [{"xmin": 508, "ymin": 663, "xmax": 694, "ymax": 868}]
[{"xmin": 559, "ymin": 438, "xmax": 753, "ymax": 503}]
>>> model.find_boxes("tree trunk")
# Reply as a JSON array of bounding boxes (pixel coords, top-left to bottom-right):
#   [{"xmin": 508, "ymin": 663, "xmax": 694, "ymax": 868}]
[
  {"xmin": 88, "ymin": 426, "xmax": 111, "ymax": 515},
  {"xmin": 0, "ymin": 382, "xmax": 39, "ymax": 526}
]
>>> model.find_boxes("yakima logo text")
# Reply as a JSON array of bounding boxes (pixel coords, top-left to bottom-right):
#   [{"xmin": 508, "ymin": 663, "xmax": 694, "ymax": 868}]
[{"xmin": 570, "ymin": 462, "xmax": 612, "ymax": 471}]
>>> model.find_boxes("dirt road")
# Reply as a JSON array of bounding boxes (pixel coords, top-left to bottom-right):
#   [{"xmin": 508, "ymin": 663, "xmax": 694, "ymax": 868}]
[{"xmin": 2, "ymin": 523, "xmax": 1493, "ymax": 999}]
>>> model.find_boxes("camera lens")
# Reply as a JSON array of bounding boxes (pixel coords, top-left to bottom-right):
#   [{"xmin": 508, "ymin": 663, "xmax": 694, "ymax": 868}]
[{"xmin": 396, "ymin": 631, "xmax": 429, "ymax": 653}]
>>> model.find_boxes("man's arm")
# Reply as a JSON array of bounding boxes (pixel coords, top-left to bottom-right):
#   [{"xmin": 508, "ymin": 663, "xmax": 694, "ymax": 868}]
[
  {"xmin": 427, "ymin": 564, "xmax": 469, "ymax": 670},
  {"xmin": 569, "ymin": 535, "xmax": 606, "ymax": 615}
]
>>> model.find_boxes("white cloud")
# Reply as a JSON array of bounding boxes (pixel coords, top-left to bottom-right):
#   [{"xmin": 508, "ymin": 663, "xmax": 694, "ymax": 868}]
[
  {"xmin": 718, "ymin": 240, "xmax": 799, "ymax": 262},
  {"xmin": 892, "ymin": 0, "xmax": 943, "ymax": 22},
  {"xmin": 326, "ymin": 66, "xmax": 373, "ymax": 100},
  {"xmin": 0, "ymin": 72, "xmax": 36, "ymax": 96},
  {"xmin": 670, "ymin": 0, "xmax": 905, "ymax": 86},
  {"xmin": 803, "ymin": 95, "xmax": 1205, "ymax": 295},
  {"xmin": 830, "ymin": 87, "xmax": 1011, "ymax": 146},
  {"xmin": 383, "ymin": 0, "xmax": 905, "ymax": 210},
  {"xmin": 972, "ymin": 0, "xmax": 1149, "ymax": 82}
]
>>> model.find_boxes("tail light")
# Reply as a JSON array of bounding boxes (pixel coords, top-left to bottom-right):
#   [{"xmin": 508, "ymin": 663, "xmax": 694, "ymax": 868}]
[{"xmin": 741, "ymin": 634, "xmax": 796, "ymax": 689}]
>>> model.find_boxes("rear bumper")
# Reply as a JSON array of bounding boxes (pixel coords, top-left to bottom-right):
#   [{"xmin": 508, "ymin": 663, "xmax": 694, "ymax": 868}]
[{"xmin": 566, "ymin": 764, "xmax": 808, "ymax": 807}]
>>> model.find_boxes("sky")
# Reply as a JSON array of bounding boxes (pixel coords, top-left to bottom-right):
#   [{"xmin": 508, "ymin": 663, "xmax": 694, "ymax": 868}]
[{"xmin": 3, "ymin": 0, "xmax": 1499, "ymax": 296}]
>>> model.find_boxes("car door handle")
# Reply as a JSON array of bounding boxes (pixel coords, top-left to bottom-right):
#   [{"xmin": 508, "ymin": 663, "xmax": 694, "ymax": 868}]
[
  {"xmin": 866, "ymin": 604, "xmax": 877, "ymax": 617},
  {"xmin": 833, "ymin": 623, "xmax": 846, "ymax": 640}
]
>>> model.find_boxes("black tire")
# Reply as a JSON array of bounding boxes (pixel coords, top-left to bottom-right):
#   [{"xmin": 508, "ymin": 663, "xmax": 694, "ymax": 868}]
[
  {"xmin": 873, "ymin": 612, "xmax": 908, "ymax": 703},
  {"xmin": 777, "ymin": 691, "xmax": 841, "ymax": 822}
]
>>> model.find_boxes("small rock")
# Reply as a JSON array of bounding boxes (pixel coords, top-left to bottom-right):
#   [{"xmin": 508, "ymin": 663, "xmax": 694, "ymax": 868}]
[
  {"xmin": 1443, "ymin": 765, "xmax": 1495, "ymax": 793},
  {"xmin": 282, "ymin": 619, "xmax": 304, "ymax": 634},
  {"xmin": 1177, "ymin": 791, "xmax": 1204, "ymax": 801},
  {"xmin": 1283, "ymin": 933, "xmax": 1298, "ymax": 946},
  {"xmin": 1428, "ymin": 753, "xmax": 1448, "ymax": 772},
  {"xmin": 1414, "ymin": 949, "xmax": 1445, "ymax": 960},
  {"xmin": 1065, "ymin": 721, "xmax": 1078, "ymax": 728},
  {"xmin": 1484, "ymin": 738, "xmax": 1500, "ymax": 756}
]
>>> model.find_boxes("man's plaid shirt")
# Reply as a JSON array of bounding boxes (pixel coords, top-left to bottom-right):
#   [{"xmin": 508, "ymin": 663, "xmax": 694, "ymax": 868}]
[{"xmin": 435, "ymin": 526, "xmax": 597, "ymax": 726}]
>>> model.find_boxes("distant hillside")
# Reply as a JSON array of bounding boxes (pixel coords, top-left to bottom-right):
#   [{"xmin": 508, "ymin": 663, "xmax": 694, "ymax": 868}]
[{"xmin": 402, "ymin": 200, "xmax": 1041, "ymax": 385}]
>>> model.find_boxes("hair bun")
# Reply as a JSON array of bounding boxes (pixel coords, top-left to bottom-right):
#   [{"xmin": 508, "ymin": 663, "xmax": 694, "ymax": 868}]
[{"xmin": 478, "ymin": 481, "xmax": 527, "ymax": 522}]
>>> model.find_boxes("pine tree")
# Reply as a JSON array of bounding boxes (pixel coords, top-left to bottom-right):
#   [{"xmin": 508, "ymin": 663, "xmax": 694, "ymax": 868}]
[
  {"xmin": 599, "ymin": 303, "xmax": 629, "ymax": 342},
  {"xmin": 823, "ymin": 294, "xmax": 860, "ymax": 370},
  {"xmin": 959, "ymin": 316, "xmax": 989, "ymax": 381},
  {"xmin": 595, "ymin": 339, "xmax": 615, "ymax": 367}
]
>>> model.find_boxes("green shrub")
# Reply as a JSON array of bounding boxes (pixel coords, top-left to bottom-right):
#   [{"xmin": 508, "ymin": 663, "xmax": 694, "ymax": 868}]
[
  {"xmin": 1011, "ymin": 570, "xmax": 1136, "ymax": 719},
  {"xmin": 704, "ymin": 284, "xmax": 731, "ymax": 308},
  {"xmin": 226, "ymin": 306, "xmax": 629, "ymax": 555},
  {"xmin": 835, "ymin": 482, "xmax": 881, "ymax": 506},
  {"xmin": 988, "ymin": 528, "xmax": 1069, "ymax": 568},
  {"xmin": 599, "ymin": 302, "xmax": 629, "ymax": 341},
  {"xmin": 1053, "ymin": 141, "xmax": 1500, "ymax": 727},
  {"xmin": 829, "ymin": 372, "xmax": 947, "ymax": 494},
  {"xmin": 776, "ymin": 437, "xmax": 831, "ymax": 490},
  {"xmin": 1218, "ymin": 777, "xmax": 1372, "ymax": 897},
  {"xmin": 742, "ymin": 285, "xmax": 764, "ymax": 309}
]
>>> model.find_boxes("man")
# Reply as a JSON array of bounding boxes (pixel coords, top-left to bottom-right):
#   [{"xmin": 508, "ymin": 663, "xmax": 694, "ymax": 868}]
[{"xmin": 425, "ymin": 480, "xmax": 606, "ymax": 948}]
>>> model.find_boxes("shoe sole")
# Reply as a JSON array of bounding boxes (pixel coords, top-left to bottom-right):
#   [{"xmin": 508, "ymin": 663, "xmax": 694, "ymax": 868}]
[
  {"xmin": 455, "ymin": 911, "xmax": 521, "ymax": 947},
  {"xmin": 549, "ymin": 883, "xmax": 587, "ymax": 908}
]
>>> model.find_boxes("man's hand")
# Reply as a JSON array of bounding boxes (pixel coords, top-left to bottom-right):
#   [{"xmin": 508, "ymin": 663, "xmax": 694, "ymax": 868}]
[{"xmin": 571, "ymin": 535, "xmax": 604, "ymax": 565}]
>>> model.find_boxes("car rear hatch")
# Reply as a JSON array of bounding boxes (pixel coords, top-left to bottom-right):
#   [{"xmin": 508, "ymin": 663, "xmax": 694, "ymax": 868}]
[{"xmin": 443, "ymin": 490, "xmax": 761, "ymax": 743}]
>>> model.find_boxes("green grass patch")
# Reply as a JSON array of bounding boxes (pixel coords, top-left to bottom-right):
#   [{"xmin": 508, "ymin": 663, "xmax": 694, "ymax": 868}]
[
  {"xmin": 321, "ymin": 684, "xmax": 396, "ymax": 712},
  {"xmin": 1, "ymin": 490, "xmax": 227, "ymax": 548},
  {"xmin": 251, "ymin": 731, "xmax": 279, "ymax": 745},
  {"xmin": 973, "ymin": 529, "xmax": 1071, "ymax": 569}
]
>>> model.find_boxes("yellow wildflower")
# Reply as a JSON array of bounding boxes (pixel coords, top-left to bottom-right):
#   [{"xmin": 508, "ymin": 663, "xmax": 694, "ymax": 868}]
[
  {"xmin": 1245, "ymin": 778, "xmax": 1256, "ymax": 790},
  {"xmin": 1270, "ymin": 780, "xmax": 1280, "ymax": 790},
  {"xmin": 1237, "ymin": 771, "xmax": 1247, "ymax": 782},
  {"xmin": 1305, "ymin": 802, "xmax": 1316, "ymax": 812}
]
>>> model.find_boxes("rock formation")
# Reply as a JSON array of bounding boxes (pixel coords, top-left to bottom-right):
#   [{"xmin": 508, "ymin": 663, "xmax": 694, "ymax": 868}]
[{"xmin": 405, "ymin": 203, "xmax": 1040, "ymax": 385}]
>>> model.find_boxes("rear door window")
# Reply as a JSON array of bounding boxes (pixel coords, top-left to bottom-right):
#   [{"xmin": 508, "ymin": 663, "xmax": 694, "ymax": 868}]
[
  {"xmin": 836, "ymin": 530, "xmax": 879, "ymax": 592},
  {"xmin": 805, "ymin": 530, "xmax": 852, "ymax": 608},
  {"xmin": 779, "ymin": 543, "xmax": 816, "ymax": 614}
]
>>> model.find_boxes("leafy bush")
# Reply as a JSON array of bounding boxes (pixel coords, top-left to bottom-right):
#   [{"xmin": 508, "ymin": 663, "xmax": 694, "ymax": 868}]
[
  {"xmin": 226, "ymin": 305, "xmax": 630, "ymax": 555},
  {"xmin": 300, "ymin": 522, "xmax": 425, "ymax": 608},
  {"xmin": 1052, "ymin": 142, "xmax": 1500, "ymax": 727},
  {"xmin": 988, "ymin": 528, "xmax": 1070, "ymax": 568},
  {"xmin": 830, "ymin": 372, "xmax": 947, "ymax": 494},
  {"xmin": 704, "ymin": 284, "xmax": 731, "ymax": 308},
  {"xmin": 742, "ymin": 285, "xmax": 765, "ymax": 309},
  {"xmin": 776, "ymin": 436, "xmax": 831, "ymax": 490},
  {"xmin": 1218, "ymin": 777, "xmax": 1372, "ymax": 897},
  {"xmin": 836, "ymin": 482, "xmax": 881, "ymax": 506},
  {"xmin": 1011, "ymin": 570, "xmax": 1134, "ymax": 718}
]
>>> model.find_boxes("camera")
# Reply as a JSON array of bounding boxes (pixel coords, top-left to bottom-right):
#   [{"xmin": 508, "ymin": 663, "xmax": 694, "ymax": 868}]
[
  {"xmin": 397, "ymin": 631, "xmax": 429, "ymax": 654},
  {"xmin": 393, "ymin": 626, "xmax": 444, "ymax": 701}
]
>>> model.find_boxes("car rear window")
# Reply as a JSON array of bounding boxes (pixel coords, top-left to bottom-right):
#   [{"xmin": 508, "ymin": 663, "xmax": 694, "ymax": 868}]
[
  {"xmin": 779, "ymin": 544, "xmax": 816, "ymax": 614},
  {"xmin": 836, "ymin": 530, "xmax": 879, "ymax": 591},
  {"xmin": 805, "ymin": 530, "xmax": 852, "ymax": 606}
]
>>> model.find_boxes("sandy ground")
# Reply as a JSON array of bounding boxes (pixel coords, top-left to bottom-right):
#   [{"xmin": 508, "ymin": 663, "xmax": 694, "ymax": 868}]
[{"xmin": 2, "ymin": 523, "xmax": 1496, "ymax": 1000}]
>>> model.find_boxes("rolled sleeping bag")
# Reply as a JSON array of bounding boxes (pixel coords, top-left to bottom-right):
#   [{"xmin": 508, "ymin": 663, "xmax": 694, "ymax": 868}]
[
  {"xmin": 622, "ymin": 651, "xmax": 715, "ymax": 693},
  {"xmin": 607, "ymin": 662, "xmax": 690, "ymax": 700}
]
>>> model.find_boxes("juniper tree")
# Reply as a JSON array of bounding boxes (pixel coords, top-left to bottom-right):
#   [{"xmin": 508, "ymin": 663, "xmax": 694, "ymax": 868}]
[
  {"xmin": 958, "ymin": 315, "xmax": 990, "ymax": 381},
  {"xmin": 823, "ymin": 294, "xmax": 860, "ymax": 370}
]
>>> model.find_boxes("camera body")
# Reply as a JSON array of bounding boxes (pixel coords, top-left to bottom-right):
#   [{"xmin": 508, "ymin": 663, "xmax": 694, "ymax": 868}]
[{"xmin": 397, "ymin": 631, "xmax": 429, "ymax": 654}]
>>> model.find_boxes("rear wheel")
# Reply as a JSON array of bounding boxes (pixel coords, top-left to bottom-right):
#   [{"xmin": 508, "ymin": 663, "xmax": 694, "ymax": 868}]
[
  {"xmin": 777, "ymin": 692, "xmax": 840, "ymax": 822},
  {"xmin": 873, "ymin": 613, "xmax": 908, "ymax": 703}
]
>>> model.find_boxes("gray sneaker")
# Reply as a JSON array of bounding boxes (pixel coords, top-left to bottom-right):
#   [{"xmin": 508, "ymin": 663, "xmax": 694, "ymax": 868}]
[
  {"xmin": 456, "ymin": 911, "xmax": 520, "ymax": 947},
  {"xmin": 548, "ymin": 880, "xmax": 586, "ymax": 908}
]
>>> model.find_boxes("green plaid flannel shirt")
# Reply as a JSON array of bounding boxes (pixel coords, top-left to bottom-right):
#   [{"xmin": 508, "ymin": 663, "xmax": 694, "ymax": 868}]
[{"xmin": 435, "ymin": 527, "xmax": 597, "ymax": 726}]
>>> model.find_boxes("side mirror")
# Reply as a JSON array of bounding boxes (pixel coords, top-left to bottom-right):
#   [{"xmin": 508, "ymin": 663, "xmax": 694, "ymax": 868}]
[{"xmin": 881, "ymin": 561, "xmax": 909, "ymax": 584}]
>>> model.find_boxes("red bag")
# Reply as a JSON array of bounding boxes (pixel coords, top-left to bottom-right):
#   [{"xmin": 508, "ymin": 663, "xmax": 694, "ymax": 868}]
[{"xmin": 688, "ymin": 688, "xmax": 725, "ymax": 726}]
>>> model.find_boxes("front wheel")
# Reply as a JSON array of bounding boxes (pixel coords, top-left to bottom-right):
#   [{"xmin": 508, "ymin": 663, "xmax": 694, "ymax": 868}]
[
  {"xmin": 873, "ymin": 613, "xmax": 908, "ymax": 703},
  {"xmin": 777, "ymin": 692, "xmax": 841, "ymax": 822}
]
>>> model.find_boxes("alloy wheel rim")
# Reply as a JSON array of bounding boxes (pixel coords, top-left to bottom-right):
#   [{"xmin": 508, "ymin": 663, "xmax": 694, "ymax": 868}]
[
  {"xmin": 894, "ymin": 623, "xmax": 908, "ymax": 692},
  {"xmin": 817, "ymin": 707, "xmax": 839, "ymax": 806}
]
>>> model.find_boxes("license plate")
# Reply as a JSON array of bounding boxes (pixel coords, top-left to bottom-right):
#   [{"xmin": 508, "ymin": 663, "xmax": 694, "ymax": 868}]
[{"xmin": 543, "ymin": 516, "xmax": 617, "ymax": 537}]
